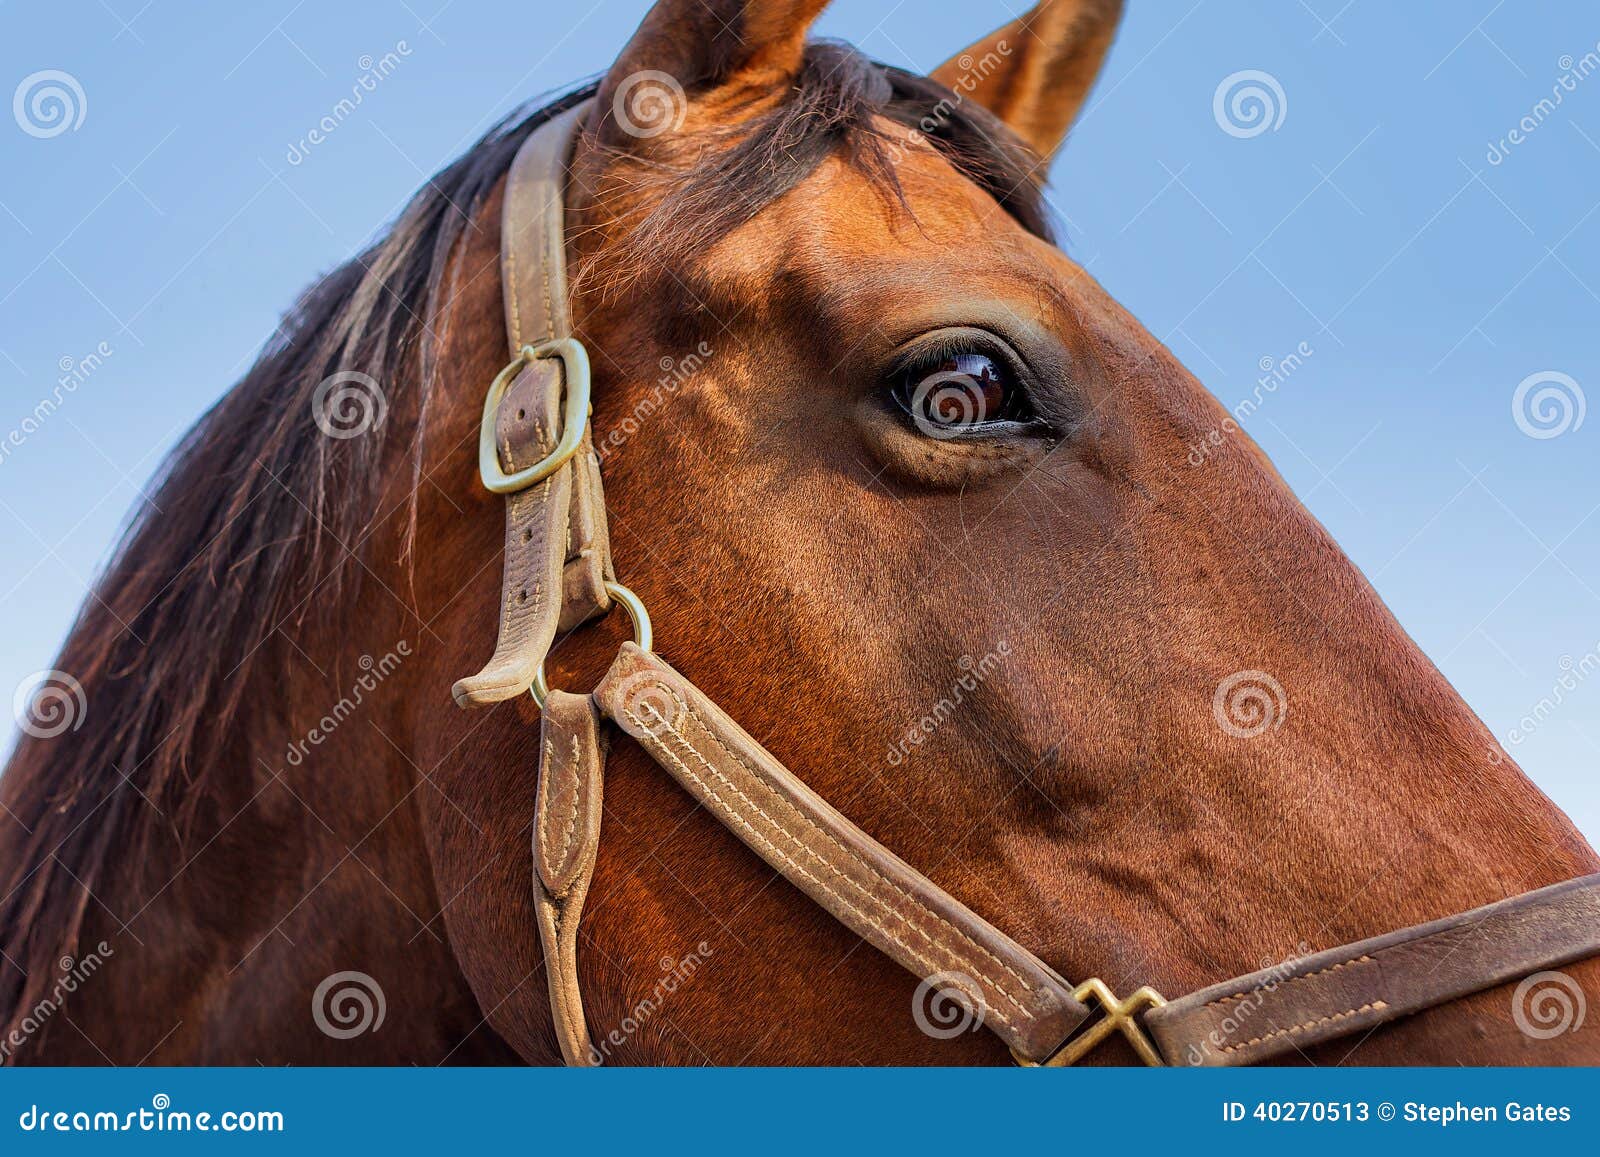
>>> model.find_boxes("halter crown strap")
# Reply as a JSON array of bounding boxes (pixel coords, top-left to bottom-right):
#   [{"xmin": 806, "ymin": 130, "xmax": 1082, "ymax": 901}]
[
  {"xmin": 472, "ymin": 100, "xmax": 1600, "ymax": 1069},
  {"xmin": 452, "ymin": 100, "xmax": 612, "ymax": 710}
]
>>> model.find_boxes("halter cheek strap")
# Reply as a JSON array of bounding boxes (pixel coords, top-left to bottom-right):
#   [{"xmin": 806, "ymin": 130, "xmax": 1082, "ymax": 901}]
[
  {"xmin": 532, "ymin": 689, "xmax": 608, "ymax": 1065},
  {"xmin": 452, "ymin": 101, "xmax": 613, "ymax": 711},
  {"xmin": 457, "ymin": 101, "xmax": 1600, "ymax": 1068}
]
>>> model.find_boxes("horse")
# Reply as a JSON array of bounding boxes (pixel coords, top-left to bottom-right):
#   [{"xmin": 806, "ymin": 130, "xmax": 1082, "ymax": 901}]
[{"xmin": 2, "ymin": 0, "xmax": 1596, "ymax": 1066}]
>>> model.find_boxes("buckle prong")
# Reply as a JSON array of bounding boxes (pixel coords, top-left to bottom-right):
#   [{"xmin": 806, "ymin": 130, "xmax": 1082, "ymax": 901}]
[{"xmin": 478, "ymin": 337, "xmax": 591, "ymax": 495}]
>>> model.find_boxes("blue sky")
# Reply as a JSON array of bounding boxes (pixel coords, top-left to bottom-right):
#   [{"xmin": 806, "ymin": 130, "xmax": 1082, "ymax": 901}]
[{"xmin": 2, "ymin": 2, "xmax": 1598, "ymax": 839}]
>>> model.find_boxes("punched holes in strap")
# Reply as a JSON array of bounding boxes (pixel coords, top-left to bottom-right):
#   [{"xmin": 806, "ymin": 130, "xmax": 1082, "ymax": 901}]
[{"xmin": 450, "ymin": 349, "xmax": 575, "ymax": 708}]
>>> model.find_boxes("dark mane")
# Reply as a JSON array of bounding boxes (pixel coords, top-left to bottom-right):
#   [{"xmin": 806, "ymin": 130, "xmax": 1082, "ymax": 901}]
[{"xmin": 0, "ymin": 47, "xmax": 1051, "ymax": 1045}]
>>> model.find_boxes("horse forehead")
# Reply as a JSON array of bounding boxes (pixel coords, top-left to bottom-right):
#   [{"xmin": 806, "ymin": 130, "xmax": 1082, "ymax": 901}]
[{"xmin": 703, "ymin": 143, "xmax": 1032, "ymax": 287}]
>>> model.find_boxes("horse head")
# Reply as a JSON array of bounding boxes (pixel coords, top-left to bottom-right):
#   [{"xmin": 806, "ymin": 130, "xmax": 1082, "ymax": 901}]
[{"xmin": 2, "ymin": 0, "xmax": 1594, "ymax": 1065}]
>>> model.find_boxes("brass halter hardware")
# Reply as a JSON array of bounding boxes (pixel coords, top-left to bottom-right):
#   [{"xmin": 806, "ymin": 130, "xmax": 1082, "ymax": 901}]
[
  {"xmin": 478, "ymin": 337, "xmax": 592, "ymax": 494},
  {"xmin": 529, "ymin": 580, "xmax": 653, "ymax": 710},
  {"xmin": 477, "ymin": 100, "xmax": 1600, "ymax": 1070},
  {"xmin": 1013, "ymin": 979, "xmax": 1168, "ymax": 1067}
]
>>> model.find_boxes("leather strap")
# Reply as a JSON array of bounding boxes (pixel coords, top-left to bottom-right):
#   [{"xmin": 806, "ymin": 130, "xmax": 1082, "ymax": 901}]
[
  {"xmin": 532, "ymin": 689, "xmax": 608, "ymax": 1066},
  {"xmin": 459, "ymin": 96, "xmax": 1600, "ymax": 1069},
  {"xmin": 591, "ymin": 643, "xmax": 1092, "ymax": 1063},
  {"xmin": 452, "ymin": 100, "xmax": 610, "ymax": 709},
  {"xmin": 558, "ymin": 445, "xmax": 614, "ymax": 632},
  {"xmin": 1146, "ymin": 872, "xmax": 1600, "ymax": 1066}
]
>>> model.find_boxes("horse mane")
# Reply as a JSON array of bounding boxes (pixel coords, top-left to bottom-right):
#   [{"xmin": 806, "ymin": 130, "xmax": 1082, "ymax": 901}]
[
  {"xmin": 585, "ymin": 43, "xmax": 1055, "ymax": 294},
  {"xmin": 0, "ymin": 46, "xmax": 1050, "ymax": 1048}
]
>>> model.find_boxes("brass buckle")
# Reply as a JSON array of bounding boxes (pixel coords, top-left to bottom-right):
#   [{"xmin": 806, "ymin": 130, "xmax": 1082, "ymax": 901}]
[
  {"xmin": 1014, "ymin": 979, "xmax": 1168, "ymax": 1067},
  {"xmin": 478, "ymin": 337, "xmax": 591, "ymax": 494}
]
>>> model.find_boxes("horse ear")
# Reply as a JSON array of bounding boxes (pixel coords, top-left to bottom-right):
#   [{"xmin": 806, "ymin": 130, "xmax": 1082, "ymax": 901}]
[
  {"xmin": 929, "ymin": 0, "xmax": 1123, "ymax": 159},
  {"xmin": 594, "ymin": 0, "xmax": 833, "ymax": 146}
]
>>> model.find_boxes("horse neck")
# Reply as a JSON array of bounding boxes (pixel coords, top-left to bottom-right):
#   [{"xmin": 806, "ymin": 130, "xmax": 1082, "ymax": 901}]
[
  {"xmin": 0, "ymin": 516, "xmax": 488, "ymax": 1063},
  {"xmin": 0, "ymin": 623, "xmax": 317, "ymax": 1055}
]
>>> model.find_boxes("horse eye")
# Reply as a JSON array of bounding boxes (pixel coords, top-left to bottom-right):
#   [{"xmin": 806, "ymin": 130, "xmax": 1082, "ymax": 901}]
[{"xmin": 890, "ymin": 352, "xmax": 1030, "ymax": 437}]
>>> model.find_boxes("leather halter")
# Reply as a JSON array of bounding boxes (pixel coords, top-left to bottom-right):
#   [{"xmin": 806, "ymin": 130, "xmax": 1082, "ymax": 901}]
[{"xmin": 454, "ymin": 102, "xmax": 1600, "ymax": 1067}]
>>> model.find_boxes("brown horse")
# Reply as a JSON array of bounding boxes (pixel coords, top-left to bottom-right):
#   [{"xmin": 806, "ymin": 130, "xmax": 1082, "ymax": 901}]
[{"xmin": 2, "ymin": 0, "xmax": 1596, "ymax": 1066}]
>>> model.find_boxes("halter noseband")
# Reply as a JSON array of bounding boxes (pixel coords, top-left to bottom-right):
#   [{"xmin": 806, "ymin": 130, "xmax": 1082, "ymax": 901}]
[{"xmin": 453, "ymin": 101, "xmax": 1600, "ymax": 1067}]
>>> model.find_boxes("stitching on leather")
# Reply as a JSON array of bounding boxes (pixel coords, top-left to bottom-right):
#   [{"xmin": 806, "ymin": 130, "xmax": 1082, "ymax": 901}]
[
  {"xmin": 628, "ymin": 703, "xmax": 1034, "ymax": 1030},
  {"xmin": 539, "ymin": 182, "xmax": 556, "ymax": 339},
  {"xmin": 677, "ymin": 698, "xmax": 1040, "ymax": 998},
  {"xmin": 487, "ymin": 482, "xmax": 550, "ymax": 664},
  {"xmin": 1204, "ymin": 954, "xmax": 1374, "ymax": 1011},
  {"xmin": 537, "ymin": 731, "xmax": 585, "ymax": 881},
  {"xmin": 536, "ymin": 734, "xmax": 556, "ymax": 861},
  {"xmin": 505, "ymin": 242, "xmax": 523, "ymax": 347},
  {"xmin": 465, "ymin": 475, "xmax": 553, "ymax": 688},
  {"xmin": 626, "ymin": 707, "xmax": 1025, "ymax": 1036},
  {"xmin": 555, "ymin": 732, "xmax": 582, "ymax": 868},
  {"xmin": 1217, "ymin": 1000, "xmax": 1389, "ymax": 1054},
  {"xmin": 680, "ymin": 701, "xmax": 1038, "ymax": 998}
]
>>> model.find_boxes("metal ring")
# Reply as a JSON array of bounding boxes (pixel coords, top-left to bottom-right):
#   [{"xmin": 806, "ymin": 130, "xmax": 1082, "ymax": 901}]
[{"xmin": 530, "ymin": 581, "xmax": 653, "ymax": 710}]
